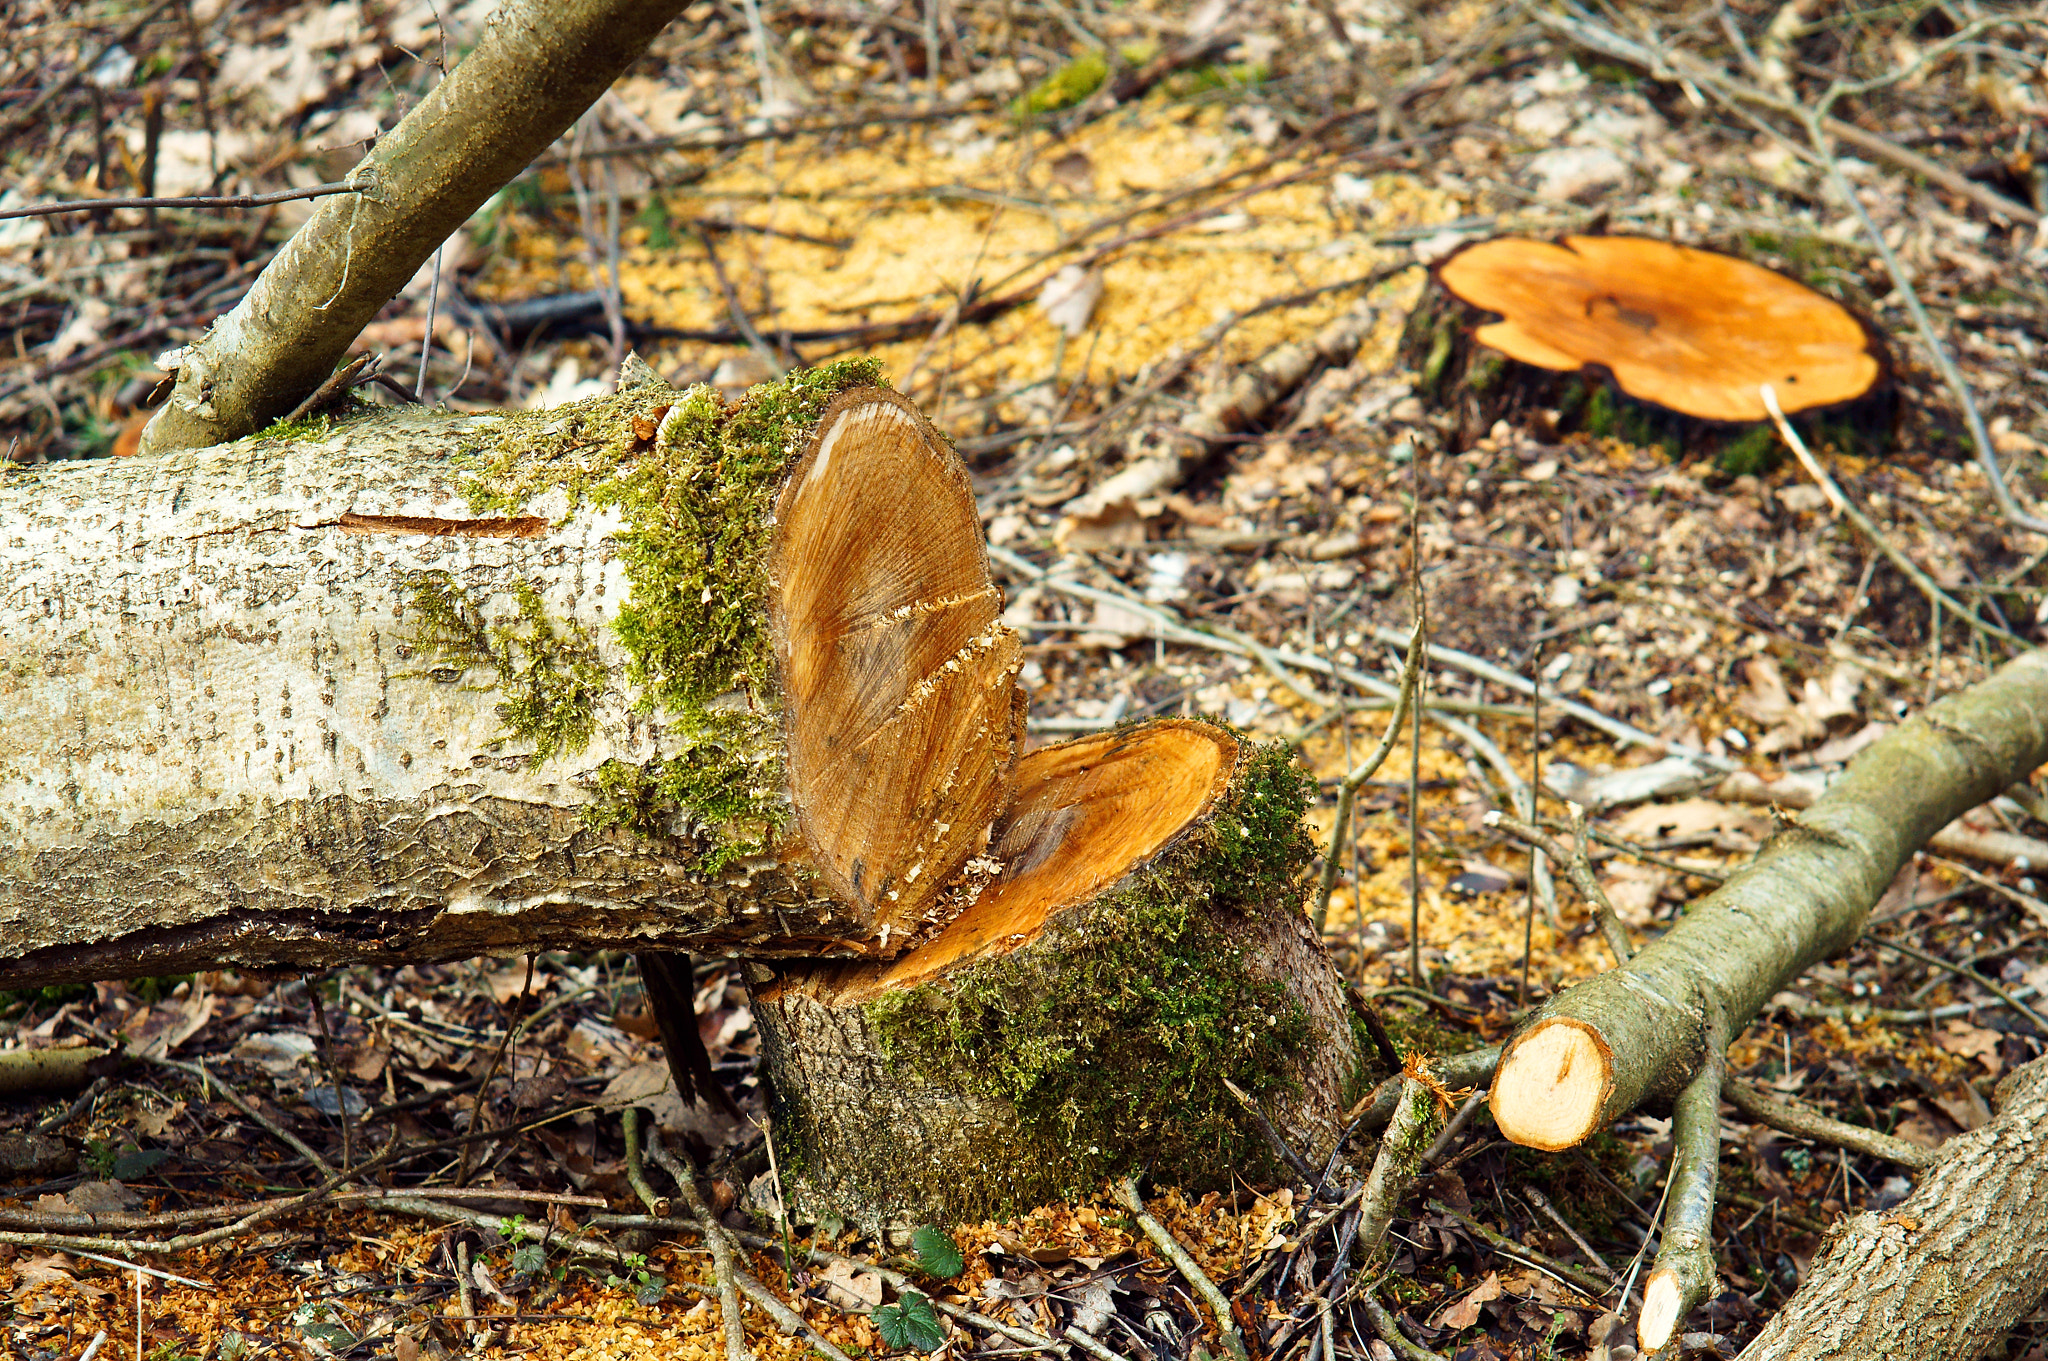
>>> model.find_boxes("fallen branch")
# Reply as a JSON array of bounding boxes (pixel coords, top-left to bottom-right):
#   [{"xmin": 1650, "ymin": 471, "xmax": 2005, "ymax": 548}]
[
  {"xmin": 1637, "ymin": 1006, "xmax": 1726, "ymax": 1354},
  {"xmin": 1721, "ymin": 1076, "xmax": 1934, "ymax": 1170},
  {"xmin": 1490, "ymin": 649, "xmax": 2048, "ymax": 1153}
]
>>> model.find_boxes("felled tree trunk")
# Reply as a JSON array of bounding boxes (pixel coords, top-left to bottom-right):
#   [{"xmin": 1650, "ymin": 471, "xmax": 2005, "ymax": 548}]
[
  {"xmin": 0, "ymin": 360, "xmax": 1022, "ymax": 983},
  {"xmin": 1739, "ymin": 1054, "xmax": 2048, "ymax": 1361},
  {"xmin": 752, "ymin": 720, "xmax": 1366, "ymax": 1224},
  {"xmin": 1489, "ymin": 648, "xmax": 2048, "ymax": 1153}
]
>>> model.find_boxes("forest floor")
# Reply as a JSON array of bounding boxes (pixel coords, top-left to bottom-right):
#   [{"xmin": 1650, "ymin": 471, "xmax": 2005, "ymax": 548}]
[{"xmin": 3, "ymin": 0, "xmax": 2047, "ymax": 1359}]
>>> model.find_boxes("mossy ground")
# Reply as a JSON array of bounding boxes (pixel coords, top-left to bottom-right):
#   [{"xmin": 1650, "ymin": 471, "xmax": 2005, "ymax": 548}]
[
  {"xmin": 845, "ymin": 743, "xmax": 1327, "ymax": 1217},
  {"xmin": 439, "ymin": 358, "xmax": 886, "ymax": 867}
]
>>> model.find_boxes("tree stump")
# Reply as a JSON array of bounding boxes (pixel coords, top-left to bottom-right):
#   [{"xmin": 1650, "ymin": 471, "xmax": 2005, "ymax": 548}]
[
  {"xmin": 752, "ymin": 720, "xmax": 1366, "ymax": 1224},
  {"xmin": 1401, "ymin": 233, "xmax": 1890, "ymax": 472}
]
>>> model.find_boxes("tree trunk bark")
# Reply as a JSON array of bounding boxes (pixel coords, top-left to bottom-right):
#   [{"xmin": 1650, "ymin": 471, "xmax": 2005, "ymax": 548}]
[
  {"xmin": 1488, "ymin": 648, "xmax": 2048, "ymax": 1152},
  {"xmin": 752, "ymin": 720, "xmax": 1367, "ymax": 1225},
  {"xmin": 0, "ymin": 362, "xmax": 1022, "ymax": 983},
  {"xmin": 1739, "ymin": 1054, "xmax": 2048, "ymax": 1361}
]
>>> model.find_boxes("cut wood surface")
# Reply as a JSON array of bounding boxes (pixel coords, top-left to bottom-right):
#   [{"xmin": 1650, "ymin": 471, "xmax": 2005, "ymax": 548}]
[
  {"xmin": 752, "ymin": 719, "xmax": 1364, "ymax": 1223},
  {"xmin": 1739, "ymin": 1053, "xmax": 2048, "ymax": 1361},
  {"xmin": 1489, "ymin": 648, "xmax": 2048, "ymax": 1151},
  {"xmin": 0, "ymin": 362, "xmax": 1022, "ymax": 981},
  {"xmin": 1434, "ymin": 234, "xmax": 1884, "ymax": 422}
]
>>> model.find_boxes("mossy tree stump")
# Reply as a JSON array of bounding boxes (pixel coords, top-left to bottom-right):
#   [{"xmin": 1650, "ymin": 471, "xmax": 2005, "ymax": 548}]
[
  {"xmin": 752, "ymin": 721, "xmax": 1367, "ymax": 1224},
  {"xmin": 1402, "ymin": 233, "xmax": 1891, "ymax": 473}
]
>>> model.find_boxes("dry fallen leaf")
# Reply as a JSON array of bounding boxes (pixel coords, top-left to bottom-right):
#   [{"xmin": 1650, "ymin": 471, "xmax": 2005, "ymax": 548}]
[{"xmin": 1438, "ymin": 1270, "xmax": 1503, "ymax": 1329}]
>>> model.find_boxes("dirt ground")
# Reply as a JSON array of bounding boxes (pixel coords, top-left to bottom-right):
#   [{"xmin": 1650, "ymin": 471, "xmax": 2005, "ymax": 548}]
[{"xmin": 3, "ymin": 0, "xmax": 2047, "ymax": 1358}]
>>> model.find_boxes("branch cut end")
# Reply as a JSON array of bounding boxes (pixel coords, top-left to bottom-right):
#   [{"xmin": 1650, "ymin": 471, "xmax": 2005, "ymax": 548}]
[
  {"xmin": 1489, "ymin": 1016, "xmax": 1613, "ymax": 1151},
  {"xmin": 1638, "ymin": 1268, "xmax": 1683, "ymax": 1354}
]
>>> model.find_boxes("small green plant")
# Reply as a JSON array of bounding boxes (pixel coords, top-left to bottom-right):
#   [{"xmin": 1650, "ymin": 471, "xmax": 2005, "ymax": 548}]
[
  {"xmin": 909, "ymin": 1225, "xmax": 964, "ymax": 1279},
  {"xmin": 874, "ymin": 1290, "xmax": 945, "ymax": 1353},
  {"xmin": 128, "ymin": 974, "xmax": 195, "ymax": 1004},
  {"xmin": 1015, "ymin": 50, "xmax": 1108, "ymax": 116},
  {"xmin": 604, "ymin": 1253, "xmax": 667, "ymax": 1307},
  {"xmin": 638, "ymin": 198, "xmax": 676, "ymax": 250},
  {"xmin": 86, "ymin": 1140, "xmax": 170, "ymax": 1179}
]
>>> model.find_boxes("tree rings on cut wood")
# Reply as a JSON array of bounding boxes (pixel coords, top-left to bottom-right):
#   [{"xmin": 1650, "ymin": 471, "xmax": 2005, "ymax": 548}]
[
  {"xmin": 771, "ymin": 385, "xmax": 1025, "ymax": 930},
  {"xmin": 1402, "ymin": 234, "xmax": 1890, "ymax": 471},
  {"xmin": 1487, "ymin": 1016, "xmax": 1614, "ymax": 1152},
  {"xmin": 750, "ymin": 720, "xmax": 1365, "ymax": 1224}
]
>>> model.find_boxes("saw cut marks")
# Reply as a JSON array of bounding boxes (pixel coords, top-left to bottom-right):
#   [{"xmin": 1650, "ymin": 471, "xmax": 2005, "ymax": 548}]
[
  {"xmin": 827, "ymin": 720, "xmax": 1238, "ymax": 1001},
  {"xmin": 1436, "ymin": 234, "xmax": 1883, "ymax": 423},
  {"xmin": 772, "ymin": 386, "xmax": 1023, "ymax": 926}
]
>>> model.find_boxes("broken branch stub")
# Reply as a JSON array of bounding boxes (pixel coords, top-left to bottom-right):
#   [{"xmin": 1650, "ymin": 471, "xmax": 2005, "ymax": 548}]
[
  {"xmin": 752, "ymin": 721, "xmax": 1363, "ymax": 1223},
  {"xmin": 1489, "ymin": 649, "xmax": 2048, "ymax": 1152},
  {"xmin": 0, "ymin": 362, "xmax": 1023, "ymax": 982}
]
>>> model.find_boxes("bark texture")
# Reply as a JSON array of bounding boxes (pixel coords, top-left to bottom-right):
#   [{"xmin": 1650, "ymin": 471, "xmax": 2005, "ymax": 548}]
[
  {"xmin": 0, "ymin": 363, "xmax": 1022, "ymax": 983},
  {"xmin": 752, "ymin": 721, "xmax": 1365, "ymax": 1225},
  {"xmin": 1740, "ymin": 1054, "xmax": 2048, "ymax": 1361},
  {"xmin": 1490, "ymin": 648, "xmax": 2048, "ymax": 1151},
  {"xmin": 138, "ymin": 0, "xmax": 692, "ymax": 457}
]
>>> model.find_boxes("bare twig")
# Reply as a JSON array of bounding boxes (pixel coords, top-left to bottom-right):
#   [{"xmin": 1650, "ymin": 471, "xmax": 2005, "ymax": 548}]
[
  {"xmin": 1485, "ymin": 810, "xmax": 1634, "ymax": 966},
  {"xmin": 1313, "ymin": 620, "xmax": 1426, "ymax": 932},
  {"xmin": 620, "ymin": 1106, "xmax": 671, "ymax": 1215},
  {"xmin": 1763, "ymin": 385, "xmax": 2022, "ymax": 646},
  {"xmin": 0, "ymin": 181, "xmax": 363, "ymax": 221},
  {"xmin": 1360, "ymin": 1287, "xmax": 1446, "ymax": 1361},
  {"xmin": 1220, "ymin": 1077, "xmax": 1320, "ymax": 1185},
  {"xmin": 1419, "ymin": 1086, "xmax": 1489, "ymax": 1168},
  {"xmin": 1113, "ymin": 1177, "xmax": 1248, "ymax": 1361},
  {"xmin": 303, "ymin": 976, "xmax": 353, "ymax": 1172},
  {"xmin": 1721, "ymin": 1076, "xmax": 1934, "ymax": 1168},
  {"xmin": 1523, "ymin": 1187, "xmax": 1620, "ymax": 1284},
  {"xmin": 147, "ymin": 1056, "xmax": 335, "ymax": 1179},
  {"xmin": 282, "ymin": 353, "xmax": 378, "ymax": 423},
  {"xmin": 1868, "ymin": 934, "xmax": 2048, "ymax": 1036},
  {"xmin": 1423, "ymin": 1200, "xmax": 1613, "ymax": 1300},
  {"xmin": 645, "ymin": 1130, "xmax": 751, "ymax": 1361}
]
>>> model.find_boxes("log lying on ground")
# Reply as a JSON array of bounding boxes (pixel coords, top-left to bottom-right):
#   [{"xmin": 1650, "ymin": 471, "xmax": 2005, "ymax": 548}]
[
  {"xmin": 752, "ymin": 720, "xmax": 1365, "ymax": 1224},
  {"xmin": 1489, "ymin": 648, "xmax": 2048, "ymax": 1153},
  {"xmin": 1740, "ymin": 1053, "xmax": 2048, "ymax": 1361},
  {"xmin": 0, "ymin": 360, "xmax": 1022, "ymax": 983},
  {"xmin": 1403, "ymin": 234, "xmax": 1890, "ymax": 472}
]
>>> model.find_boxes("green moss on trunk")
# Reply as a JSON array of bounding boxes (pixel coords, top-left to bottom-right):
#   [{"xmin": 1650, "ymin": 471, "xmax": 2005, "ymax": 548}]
[
  {"xmin": 760, "ymin": 742, "xmax": 1356, "ymax": 1222},
  {"xmin": 432, "ymin": 359, "xmax": 885, "ymax": 866}
]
